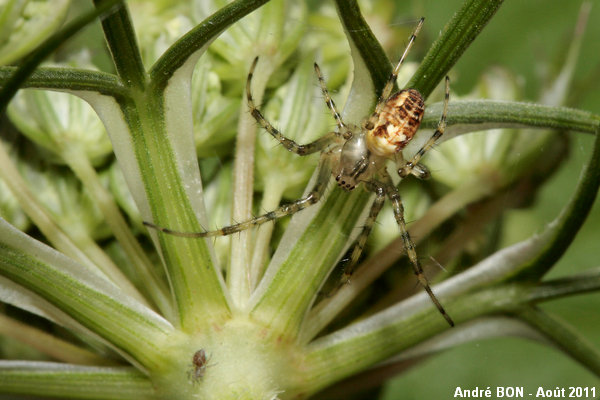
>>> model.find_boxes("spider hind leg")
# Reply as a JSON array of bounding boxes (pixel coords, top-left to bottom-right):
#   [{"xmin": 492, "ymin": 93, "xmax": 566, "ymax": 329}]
[{"xmin": 385, "ymin": 179, "xmax": 454, "ymax": 327}]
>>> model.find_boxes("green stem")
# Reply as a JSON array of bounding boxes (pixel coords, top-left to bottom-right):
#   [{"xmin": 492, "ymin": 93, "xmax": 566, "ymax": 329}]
[
  {"xmin": 526, "ymin": 268, "xmax": 600, "ymax": 302},
  {"xmin": 0, "ymin": 363, "xmax": 154, "ymax": 400},
  {"xmin": 251, "ymin": 187, "xmax": 371, "ymax": 339},
  {"xmin": 0, "ymin": 141, "xmax": 136, "ymax": 293},
  {"xmin": 422, "ymin": 100, "xmax": 600, "ymax": 136},
  {"xmin": 302, "ymin": 284, "xmax": 525, "ymax": 395},
  {"xmin": 121, "ymin": 93, "xmax": 230, "ymax": 329},
  {"xmin": 62, "ymin": 145, "xmax": 173, "ymax": 318},
  {"xmin": 517, "ymin": 307, "xmax": 600, "ymax": 377},
  {"xmin": 408, "ymin": 0, "xmax": 505, "ymax": 98},
  {"xmin": 333, "ymin": 0, "xmax": 392, "ymax": 99},
  {"xmin": 0, "ymin": 67, "xmax": 125, "ymax": 96},
  {"xmin": 0, "ymin": 314, "xmax": 112, "ymax": 366},
  {"xmin": 94, "ymin": 0, "xmax": 146, "ymax": 90},
  {"xmin": 0, "ymin": 220, "xmax": 174, "ymax": 369},
  {"xmin": 514, "ymin": 125, "xmax": 600, "ymax": 280},
  {"xmin": 149, "ymin": 0, "xmax": 272, "ymax": 89}
]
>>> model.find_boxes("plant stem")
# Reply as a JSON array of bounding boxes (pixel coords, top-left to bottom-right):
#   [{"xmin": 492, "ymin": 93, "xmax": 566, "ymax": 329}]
[
  {"xmin": 408, "ymin": 0, "xmax": 505, "ymax": 98},
  {"xmin": 228, "ymin": 61, "xmax": 269, "ymax": 308},
  {"xmin": 0, "ymin": 314, "xmax": 112, "ymax": 366},
  {"xmin": 0, "ymin": 141, "xmax": 136, "ymax": 294},
  {"xmin": 0, "ymin": 362, "xmax": 154, "ymax": 400},
  {"xmin": 518, "ymin": 307, "xmax": 600, "ymax": 376},
  {"xmin": 0, "ymin": 220, "xmax": 175, "ymax": 370},
  {"xmin": 250, "ymin": 175, "xmax": 286, "ymax": 290},
  {"xmin": 62, "ymin": 144, "xmax": 173, "ymax": 317}
]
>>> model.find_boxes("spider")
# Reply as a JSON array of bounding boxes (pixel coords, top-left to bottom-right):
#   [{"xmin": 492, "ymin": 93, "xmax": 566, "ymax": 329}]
[
  {"xmin": 188, "ymin": 349, "xmax": 211, "ymax": 381},
  {"xmin": 144, "ymin": 17, "xmax": 454, "ymax": 327}
]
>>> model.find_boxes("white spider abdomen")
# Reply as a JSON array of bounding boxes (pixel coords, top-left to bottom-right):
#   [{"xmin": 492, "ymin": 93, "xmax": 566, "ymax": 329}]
[{"xmin": 366, "ymin": 89, "xmax": 424, "ymax": 157}]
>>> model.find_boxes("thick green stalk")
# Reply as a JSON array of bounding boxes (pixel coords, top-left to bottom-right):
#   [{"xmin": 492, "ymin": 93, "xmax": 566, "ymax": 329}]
[
  {"xmin": 0, "ymin": 220, "xmax": 174, "ymax": 370},
  {"xmin": 514, "ymin": 125, "xmax": 600, "ymax": 280},
  {"xmin": 0, "ymin": 314, "xmax": 111, "ymax": 366},
  {"xmin": 0, "ymin": 141, "xmax": 141, "ymax": 298},
  {"xmin": 115, "ymin": 92, "xmax": 230, "ymax": 329},
  {"xmin": 0, "ymin": 67, "xmax": 126, "ymax": 96},
  {"xmin": 0, "ymin": 363, "xmax": 154, "ymax": 400},
  {"xmin": 302, "ymin": 284, "xmax": 526, "ymax": 395},
  {"xmin": 422, "ymin": 100, "xmax": 600, "ymax": 135},
  {"xmin": 408, "ymin": 0, "xmax": 505, "ymax": 98},
  {"xmin": 149, "ymin": 0, "xmax": 271, "ymax": 88},
  {"xmin": 62, "ymin": 145, "xmax": 172, "ymax": 317},
  {"xmin": 94, "ymin": 0, "xmax": 146, "ymax": 90},
  {"xmin": 333, "ymin": 0, "xmax": 392, "ymax": 99}
]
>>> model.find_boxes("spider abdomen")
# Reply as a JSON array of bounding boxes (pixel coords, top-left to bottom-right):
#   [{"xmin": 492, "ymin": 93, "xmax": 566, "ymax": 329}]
[{"xmin": 366, "ymin": 89, "xmax": 424, "ymax": 157}]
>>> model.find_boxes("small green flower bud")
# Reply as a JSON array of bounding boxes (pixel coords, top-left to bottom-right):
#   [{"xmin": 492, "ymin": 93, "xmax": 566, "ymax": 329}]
[
  {"xmin": 8, "ymin": 87, "xmax": 112, "ymax": 166},
  {"xmin": 192, "ymin": 57, "xmax": 240, "ymax": 157},
  {"xmin": 18, "ymin": 155, "xmax": 109, "ymax": 240},
  {"xmin": 0, "ymin": 0, "xmax": 70, "ymax": 65},
  {"xmin": 423, "ymin": 67, "xmax": 521, "ymax": 189}
]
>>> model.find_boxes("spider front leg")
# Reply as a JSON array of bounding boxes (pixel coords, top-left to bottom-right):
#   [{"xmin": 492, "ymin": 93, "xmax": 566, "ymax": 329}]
[
  {"xmin": 247, "ymin": 57, "xmax": 335, "ymax": 156},
  {"xmin": 382, "ymin": 175, "xmax": 455, "ymax": 327},
  {"xmin": 313, "ymin": 62, "xmax": 350, "ymax": 139},
  {"xmin": 395, "ymin": 153, "xmax": 431, "ymax": 180},
  {"xmin": 398, "ymin": 76, "xmax": 450, "ymax": 178},
  {"xmin": 143, "ymin": 153, "xmax": 333, "ymax": 238},
  {"xmin": 363, "ymin": 17, "xmax": 424, "ymax": 133}
]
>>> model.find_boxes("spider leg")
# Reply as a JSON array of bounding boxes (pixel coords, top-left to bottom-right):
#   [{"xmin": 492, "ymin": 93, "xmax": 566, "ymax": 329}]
[
  {"xmin": 143, "ymin": 153, "xmax": 332, "ymax": 238},
  {"xmin": 363, "ymin": 17, "xmax": 424, "ymax": 131},
  {"xmin": 339, "ymin": 183, "xmax": 386, "ymax": 283},
  {"xmin": 398, "ymin": 76, "xmax": 450, "ymax": 178},
  {"xmin": 409, "ymin": 162, "xmax": 431, "ymax": 180},
  {"xmin": 247, "ymin": 57, "xmax": 334, "ymax": 156},
  {"xmin": 382, "ymin": 174, "xmax": 455, "ymax": 327},
  {"xmin": 313, "ymin": 62, "xmax": 349, "ymax": 138}
]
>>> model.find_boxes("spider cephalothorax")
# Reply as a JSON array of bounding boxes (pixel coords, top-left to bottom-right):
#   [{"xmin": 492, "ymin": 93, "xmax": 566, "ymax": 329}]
[
  {"xmin": 144, "ymin": 18, "xmax": 454, "ymax": 326},
  {"xmin": 332, "ymin": 88, "xmax": 426, "ymax": 191}
]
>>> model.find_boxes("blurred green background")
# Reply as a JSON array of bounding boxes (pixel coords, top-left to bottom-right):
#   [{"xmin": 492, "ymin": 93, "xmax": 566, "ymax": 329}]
[{"xmin": 370, "ymin": 0, "xmax": 600, "ymax": 398}]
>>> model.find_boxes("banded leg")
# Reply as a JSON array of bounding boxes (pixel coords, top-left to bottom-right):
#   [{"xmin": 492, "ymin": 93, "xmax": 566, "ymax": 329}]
[
  {"xmin": 143, "ymin": 154, "xmax": 332, "ymax": 238},
  {"xmin": 408, "ymin": 162, "xmax": 431, "ymax": 180},
  {"xmin": 339, "ymin": 183, "xmax": 386, "ymax": 283},
  {"xmin": 398, "ymin": 76, "xmax": 450, "ymax": 178},
  {"xmin": 313, "ymin": 62, "xmax": 348, "ymax": 137},
  {"xmin": 363, "ymin": 17, "xmax": 425, "ymax": 131},
  {"xmin": 247, "ymin": 57, "xmax": 334, "ymax": 156},
  {"xmin": 383, "ymin": 175, "xmax": 455, "ymax": 327}
]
